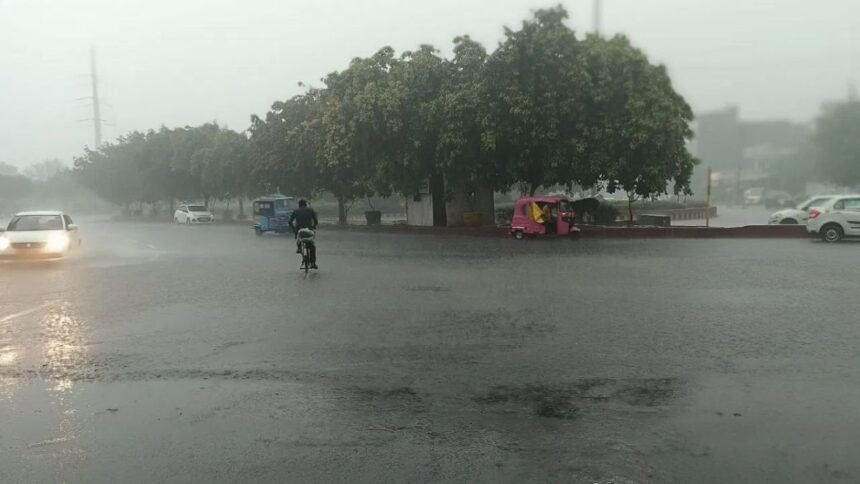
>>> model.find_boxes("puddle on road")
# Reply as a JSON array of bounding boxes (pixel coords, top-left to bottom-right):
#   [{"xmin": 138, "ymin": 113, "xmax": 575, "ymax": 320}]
[{"xmin": 475, "ymin": 378, "xmax": 681, "ymax": 419}]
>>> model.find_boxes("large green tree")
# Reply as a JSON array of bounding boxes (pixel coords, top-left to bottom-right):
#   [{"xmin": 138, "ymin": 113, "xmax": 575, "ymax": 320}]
[
  {"xmin": 74, "ymin": 133, "xmax": 147, "ymax": 208},
  {"xmin": 381, "ymin": 45, "xmax": 448, "ymax": 197},
  {"xmin": 249, "ymin": 90, "xmax": 324, "ymax": 198},
  {"xmin": 578, "ymin": 34, "xmax": 697, "ymax": 221},
  {"xmin": 814, "ymin": 101, "xmax": 860, "ymax": 188},
  {"xmin": 433, "ymin": 36, "xmax": 494, "ymax": 192},
  {"xmin": 482, "ymin": 7, "xmax": 589, "ymax": 195},
  {"xmin": 319, "ymin": 48, "xmax": 399, "ymax": 223},
  {"xmin": 74, "ymin": 124, "xmax": 251, "ymax": 211}
]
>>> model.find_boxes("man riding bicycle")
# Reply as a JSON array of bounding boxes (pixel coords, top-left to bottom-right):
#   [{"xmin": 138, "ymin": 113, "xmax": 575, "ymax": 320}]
[{"xmin": 288, "ymin": 199, "xmax": 319, "ymax": 269}]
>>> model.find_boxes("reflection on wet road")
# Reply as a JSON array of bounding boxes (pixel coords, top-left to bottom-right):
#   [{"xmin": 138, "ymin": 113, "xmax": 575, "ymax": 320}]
[{"xmin": 1, "ymin": 218, "xmax": 859, "ymax": 483}]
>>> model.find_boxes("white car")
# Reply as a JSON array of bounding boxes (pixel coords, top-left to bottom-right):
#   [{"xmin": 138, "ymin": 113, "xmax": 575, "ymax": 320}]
[
  {"xmin": 806, "ymin": 195, "xmax": 860, "ymax": 243},
  {"xmin": 744, "ymin": 187, "xmax": 764, "ymax": 205},
  {"xmin": 768, "ymin": 195, "xmax": 837, "ymax": 225},
  {"xmin": 0, "ymin": 211, "xmax": 81, "ymax": 259},
  {"xmin": 174, "ymin": 204, "xmax": 214, "ymax": 224}
]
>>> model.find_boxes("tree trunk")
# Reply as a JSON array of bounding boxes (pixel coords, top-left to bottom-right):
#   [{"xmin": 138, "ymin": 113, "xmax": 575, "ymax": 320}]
[
  {"xmin": 337, "ymin": 196, "xmax": 347, "ymax": 225},
  {"xmin": 430, "ymin": 173, "xmax": 447, "ymax": 227},
  {"xmin": 238, "ymin": 199, "xmax": 245, "ymax": 219},
  {"xmin": 168, "ymin": 199, "xmax": 175, "ymax": 213},
  {"xmin": 529, "ymin": 184, "xmax": 539, "ymax": 196},
  {"xmin": 627, "ymin": 198, "xmax": 634, "ymax": 225}
]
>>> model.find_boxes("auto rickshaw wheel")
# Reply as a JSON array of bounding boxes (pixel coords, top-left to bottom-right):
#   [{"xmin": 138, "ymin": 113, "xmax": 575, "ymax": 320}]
[
  {"xmin": 254, "ymin": 226, "xmax": 263, "ymax": 236},
  {"xmin": 513, "ymin": 230, "xmax": 524, "ymax": 240}
]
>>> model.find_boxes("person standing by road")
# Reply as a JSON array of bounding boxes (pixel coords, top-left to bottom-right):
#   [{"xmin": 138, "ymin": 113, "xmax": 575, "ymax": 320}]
[{"xmin": 288, "ymin": 199, "xmax": 319, "ymax": 269}]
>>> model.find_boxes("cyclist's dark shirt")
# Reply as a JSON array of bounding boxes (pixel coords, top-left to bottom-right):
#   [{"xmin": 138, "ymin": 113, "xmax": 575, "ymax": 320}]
[{"xmin": 289, "ymin": 207, "xmax": 318, "ymax": 232}]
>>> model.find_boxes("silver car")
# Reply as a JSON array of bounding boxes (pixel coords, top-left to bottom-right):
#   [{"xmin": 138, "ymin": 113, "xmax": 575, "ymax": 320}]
[{"xmin": 0, "ymin": 211, "xmax": 81, "ymax": 259}]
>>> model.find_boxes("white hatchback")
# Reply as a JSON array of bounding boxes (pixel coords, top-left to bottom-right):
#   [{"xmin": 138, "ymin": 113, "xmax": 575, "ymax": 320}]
[
  {"xmin": 174, "ymin": 205, "xmax": 214, "ymax": 224},
  {"xmin": 768, "ymin": 195, "xmax": 837, "ymax": 225},
  {"xmin": 0, "ymin": 211, "xmax": 81, "ymax": 259},
  {"xmin": 806, "ymin": 195, "xmax": 860, "ymax": 243}
]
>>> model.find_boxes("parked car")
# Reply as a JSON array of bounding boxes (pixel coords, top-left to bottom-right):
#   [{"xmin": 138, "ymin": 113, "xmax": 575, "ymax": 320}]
[
  {"xmin": 0, "ymin": 211, "xmax": 81, "ymax": 259},
  {"xmin": 763, "ymin": 191, "xmax": 795, "ymax": 210},
  {"xmin": 768, "ymin": 195, "xmax": 837, "ymax": 225},
  {"xmin": 806, "ymin": 195, "xmax": 860, "ymax": 242},
  {"xmin": 743, "ymin": 187, "xmax": 765, "ymax": 205},
  {"xmin": 174, "ymin": 204, "xmax": 214, "ymax": 224}
]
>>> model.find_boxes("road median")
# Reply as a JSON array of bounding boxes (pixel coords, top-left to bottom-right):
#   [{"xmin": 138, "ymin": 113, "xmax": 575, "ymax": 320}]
[{"xmin": 320, "ymin": 222, "xmax": 810, "ymax": 239}]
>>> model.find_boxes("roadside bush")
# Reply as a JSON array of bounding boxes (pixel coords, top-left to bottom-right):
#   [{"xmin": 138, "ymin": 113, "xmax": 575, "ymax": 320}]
[{"xmin": 594, "ymin": 203, "xmax": 621, "ymax": 224}]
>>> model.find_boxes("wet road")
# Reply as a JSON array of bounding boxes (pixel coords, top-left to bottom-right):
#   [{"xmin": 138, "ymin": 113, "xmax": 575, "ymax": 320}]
[{"xmin": 1, "ymin": 219, "xmax": 859, "ymax": 483}]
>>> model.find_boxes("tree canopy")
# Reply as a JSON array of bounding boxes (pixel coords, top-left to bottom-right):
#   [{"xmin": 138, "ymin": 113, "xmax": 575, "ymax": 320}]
[
  {"xmin": 578, "ymin": 34, "xmax": 696, "ymax": 218},
  {"xmin": 74, "ymin": 124, "xmax": 251, "ymax": 211},
  {"xmin": 73, "ymin": 6, "xmax": 698, "ymax": 224}
]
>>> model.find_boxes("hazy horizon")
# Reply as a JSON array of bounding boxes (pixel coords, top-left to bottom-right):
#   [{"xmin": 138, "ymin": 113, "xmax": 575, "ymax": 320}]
[{"xmin": 2, "ymin": 0, "xmax": 858, "ymax": 168}]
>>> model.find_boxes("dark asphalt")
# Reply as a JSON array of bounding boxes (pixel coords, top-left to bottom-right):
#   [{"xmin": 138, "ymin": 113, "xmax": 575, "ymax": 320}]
[{"xmin": 1, "ymin": 218, "xmax": 859, "ymax": 483}]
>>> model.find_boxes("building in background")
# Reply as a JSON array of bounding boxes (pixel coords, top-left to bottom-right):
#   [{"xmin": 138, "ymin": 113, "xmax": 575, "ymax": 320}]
[
  {"xmin": 695, "ymin": 106, "xmax": 811, "ymax": 201},
  {"xmin": 696, "ymin": 107, "xmax": 744, "ymax": 177}
]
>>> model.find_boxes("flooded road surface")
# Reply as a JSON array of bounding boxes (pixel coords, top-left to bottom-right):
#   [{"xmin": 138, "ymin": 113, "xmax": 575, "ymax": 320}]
[{"xmin": 1, "ymin": 219, "xmax": 859, "ymax": 483}]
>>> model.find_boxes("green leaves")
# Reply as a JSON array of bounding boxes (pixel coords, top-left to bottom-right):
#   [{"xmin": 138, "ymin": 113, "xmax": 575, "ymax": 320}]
[
  {"xmin": 75, "ymin": 5, "xmax": 699, "ymax": 215},
  {"xmin": 73, "ymin": 124, "xmax": 251, "ymax": 206},
  {"xmin": 578, "ymin": 34, "xmax": 696, "ymax": 200},
  {"xmin": 482, "ymin": 7, "xmax": 588, "ymax": 194}
]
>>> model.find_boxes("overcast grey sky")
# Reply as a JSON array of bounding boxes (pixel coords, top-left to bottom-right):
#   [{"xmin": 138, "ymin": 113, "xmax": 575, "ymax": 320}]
[{"xmin": 1, "ymin": 0, "xmax": 858, "ymax": 168}]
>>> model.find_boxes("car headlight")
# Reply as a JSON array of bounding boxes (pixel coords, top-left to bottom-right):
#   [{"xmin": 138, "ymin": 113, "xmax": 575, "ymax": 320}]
[
  {"xmin": 0, "ymin": 237, "xmax": 9, "ymax": 251},
  {"xmin": 45, "ymin": 234, "xmax": 70, "ymax": 252}
]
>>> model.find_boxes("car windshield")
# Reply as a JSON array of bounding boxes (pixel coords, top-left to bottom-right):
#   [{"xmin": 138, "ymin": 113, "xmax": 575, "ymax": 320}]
[
  {"xmin": 7, "ymin": 215, "xmax": 63, "ymax": 231},
  {"xmin": 188, "ymin": 206, "xmax": 207, "ymax": 212}
]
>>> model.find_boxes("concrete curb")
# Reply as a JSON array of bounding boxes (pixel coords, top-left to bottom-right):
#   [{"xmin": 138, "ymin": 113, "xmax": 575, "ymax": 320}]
[
  {"xmin": 320, "ymin": 223, "xmax": 810, "ymax": 239},
  {"xmin": 106, "ymin": 215, "xmax": 810, "ymax": 239},
  {"xmin": 579, "ymin": 225, "xmax": 809, "ymax": 239}
]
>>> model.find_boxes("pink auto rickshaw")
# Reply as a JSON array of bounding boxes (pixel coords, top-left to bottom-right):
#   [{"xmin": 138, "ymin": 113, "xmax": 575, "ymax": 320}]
[{"xmin": 509, "ymin": 196, "xmax": 581, "ymax": 240}]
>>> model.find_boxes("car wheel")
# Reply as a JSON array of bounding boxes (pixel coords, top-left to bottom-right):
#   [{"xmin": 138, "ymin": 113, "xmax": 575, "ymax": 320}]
[
  {"xmin": 821, "ymin": 224, "xmax": 844, "ymax": 243},
  {"xmin": 780, "ymin": 218, "xmax": 798, "ymax": 225},
  {"xmin": 185, "ymin": 218, "xmax": 191, "ymax": 225}
]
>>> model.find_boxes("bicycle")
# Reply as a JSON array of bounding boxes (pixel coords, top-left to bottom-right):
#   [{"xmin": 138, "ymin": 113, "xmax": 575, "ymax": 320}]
[{"xmin": 296, "ymin": 228, "xmax": 316, "ymax": 274}]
